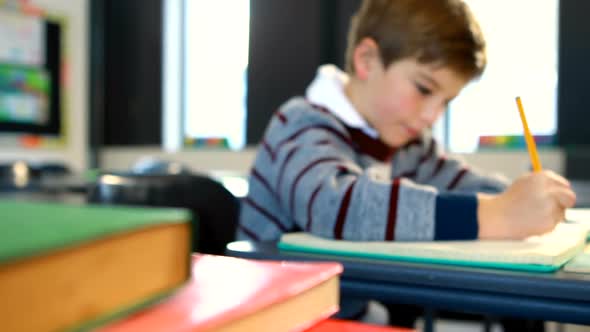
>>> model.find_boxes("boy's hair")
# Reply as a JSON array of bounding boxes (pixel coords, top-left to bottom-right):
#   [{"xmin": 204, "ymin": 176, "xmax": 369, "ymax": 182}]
[{"xmin": 345, "ymin": 0, "xmax": 486, "ymax": 80}]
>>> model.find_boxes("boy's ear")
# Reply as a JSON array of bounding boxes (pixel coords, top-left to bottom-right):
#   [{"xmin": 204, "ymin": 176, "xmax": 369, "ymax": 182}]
[{"xmin": 352, "ymin": 37, "xmax": 380, "ymax": 80}]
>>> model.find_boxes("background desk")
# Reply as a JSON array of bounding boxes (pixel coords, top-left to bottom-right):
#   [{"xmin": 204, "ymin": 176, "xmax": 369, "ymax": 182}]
[{"xmin": 226, "ymin": 241, "xmax": 590, "ymax": 326}]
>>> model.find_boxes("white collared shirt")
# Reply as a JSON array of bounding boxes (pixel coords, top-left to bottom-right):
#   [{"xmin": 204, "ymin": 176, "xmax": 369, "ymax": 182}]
[{"xmin": 305, "ymin": 64, "xmax": 379, "ymax": 138}]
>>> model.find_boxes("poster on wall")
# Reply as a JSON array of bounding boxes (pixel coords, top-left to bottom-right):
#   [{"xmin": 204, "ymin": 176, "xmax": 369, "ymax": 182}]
[
  {"xmin": 0, "ymin": 5, "xmax": 64, "ymax": 146},
  {"xmin": 0, "ymin": 9, "xmax": 44, "ymax": 66}
]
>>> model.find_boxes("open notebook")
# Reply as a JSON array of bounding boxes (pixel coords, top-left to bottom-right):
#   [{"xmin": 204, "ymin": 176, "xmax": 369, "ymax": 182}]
[
  {"xmin": 279, "ymin": 223, "xmax": 588, "ymax": 272},
  {"xmin": 566, "ymin": 208, "xmax": 590, "ymax": 229},
  {"xmin": 563, "ymin": 209, "xmax": 590, "ymax": 272}
]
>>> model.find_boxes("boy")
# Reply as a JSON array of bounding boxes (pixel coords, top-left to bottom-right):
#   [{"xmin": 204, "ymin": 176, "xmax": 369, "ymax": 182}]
[{"xmin": 238, "ymin": 0, "xmax": 574, "ymax": 329}]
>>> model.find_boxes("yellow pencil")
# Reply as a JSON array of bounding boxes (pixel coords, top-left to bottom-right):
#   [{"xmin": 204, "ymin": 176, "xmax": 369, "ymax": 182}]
[{"xmin": 516, "ymin": 96, "xmax": 542, "ymax": 172}]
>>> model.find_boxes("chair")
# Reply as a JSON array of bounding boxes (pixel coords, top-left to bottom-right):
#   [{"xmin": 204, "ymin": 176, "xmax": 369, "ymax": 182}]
[
  {"xmin": 0, "ymin": 161, "xmax": 37, "ymax": 192},
  {"xmin": 87, "ymin": 173, "xmax": 240, "ymax": 255},
  {"xmin": 0, "ymin": 161, "xmax": 71, "ymax": 192}
]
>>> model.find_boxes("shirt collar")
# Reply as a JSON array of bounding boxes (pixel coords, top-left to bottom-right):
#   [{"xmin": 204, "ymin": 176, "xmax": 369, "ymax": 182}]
[{"xmin": 305, "ymin": 64, "xmax": 379, "ymax": 138}]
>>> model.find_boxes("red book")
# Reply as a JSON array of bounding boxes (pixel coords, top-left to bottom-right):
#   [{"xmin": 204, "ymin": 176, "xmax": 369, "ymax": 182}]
[
  {"xmin": 101, "ymin": 254, "xmax": 342, "ymax": 332},
  {"xmin": 306, "ymin": 319, "xmax": 415, "ymax": 332}
]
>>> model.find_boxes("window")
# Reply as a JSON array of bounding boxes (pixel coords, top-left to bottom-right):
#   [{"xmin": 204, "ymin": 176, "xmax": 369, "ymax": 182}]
[
  {"xmin": 164, "ymin": 0, "xmax": 249, "ymax": 151},
  {"xmin": 444, "ymin": 0, "xmax": 559, "ymax": 152},
  {"xmin": 165, "ymin": 0, "xmax": 558, "ymax": 153}
]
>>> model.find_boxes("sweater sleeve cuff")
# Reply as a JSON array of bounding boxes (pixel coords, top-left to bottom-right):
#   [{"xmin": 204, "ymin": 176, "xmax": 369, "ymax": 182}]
[{"xmin": 434, "ymin": 193, "xmax": 478, "ymax": 240}]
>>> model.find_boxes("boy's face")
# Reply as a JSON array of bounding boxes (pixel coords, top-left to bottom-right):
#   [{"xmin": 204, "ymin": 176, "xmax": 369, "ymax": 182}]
[{"xmin": 359, "ymin": 56, "xmax": 468, "ymax": 148}]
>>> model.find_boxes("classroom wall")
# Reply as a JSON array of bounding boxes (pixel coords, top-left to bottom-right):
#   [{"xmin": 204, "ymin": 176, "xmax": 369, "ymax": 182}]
[
  {"xmin": 0, "ymin": 0, "xmax": 89, "ymax": 172},
  {"xmin": 0, "ymin": 0, "xmax": 567, "ymax": 181}
]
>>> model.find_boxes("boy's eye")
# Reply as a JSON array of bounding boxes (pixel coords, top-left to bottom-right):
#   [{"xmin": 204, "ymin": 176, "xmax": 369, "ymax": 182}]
[{"xmin": 415, "ymin": 83, "xmax": 432, "ymax": 96}]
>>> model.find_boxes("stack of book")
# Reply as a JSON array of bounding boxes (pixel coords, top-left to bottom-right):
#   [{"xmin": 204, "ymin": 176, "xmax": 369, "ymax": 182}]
[
  {"xmin": 102, "ymin": 254, "xmax": 413, "ymax": 332},
  {"xmin": 1, "ymin": 200, "xmax": 410, "ymax": 331},
  {"xmin": 103, "ymin": 254, "xmax": 341, "ymax": 331},
  {"xmin": 0, "ymin": 200, "xmax": 192, "ymax": 331}
]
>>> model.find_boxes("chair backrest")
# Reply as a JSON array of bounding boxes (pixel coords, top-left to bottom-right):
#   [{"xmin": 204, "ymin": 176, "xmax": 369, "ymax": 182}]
[
  {"xmin": 87, "ymin": 173, "xmax": 240, "ymax": 255},
  {"xmin": 0, "ymin": 161, "xmax": 71, "ymax": 192}
]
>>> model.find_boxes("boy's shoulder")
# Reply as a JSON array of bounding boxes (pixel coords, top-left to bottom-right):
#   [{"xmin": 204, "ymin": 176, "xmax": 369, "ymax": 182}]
[
  {"xmin": 280, "ymin": 97, "xmax": 336, "ymax": 118},
  {"xmin": 270, "ymin": 97, "xmax": 347, "ymax": 133}
]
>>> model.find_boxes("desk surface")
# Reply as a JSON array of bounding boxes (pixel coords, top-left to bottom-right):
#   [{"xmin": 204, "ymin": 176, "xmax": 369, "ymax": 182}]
[{"xmin": 226, "ymin": 241, "xmax": 590, "ymax": 325}]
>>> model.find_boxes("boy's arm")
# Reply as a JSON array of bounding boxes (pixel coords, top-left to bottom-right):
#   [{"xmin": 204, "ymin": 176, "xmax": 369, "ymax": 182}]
[
  {"xmin": 271, "ymin": 129, "xmax": 479, "ymax": 241},
  {"xmin": 396, "ymin": 136, "xmax": 509, "ymax": 194},
  {"xmin": 395, "ymin": 136, "xmax": 576, "ymax": 239}
]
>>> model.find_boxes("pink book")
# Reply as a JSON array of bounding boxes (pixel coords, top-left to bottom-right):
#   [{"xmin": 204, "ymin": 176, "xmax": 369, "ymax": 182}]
[
  {"xmin": 101, "ymin": 254, "xmax": 342, "ymax": 332},
  {"xmin": 306, "ymin": 319, "xmax": 415, "ymax": 332}
]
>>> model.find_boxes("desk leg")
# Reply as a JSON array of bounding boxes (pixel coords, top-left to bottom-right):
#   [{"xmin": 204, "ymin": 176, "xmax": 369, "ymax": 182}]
[
  {"xmin": 484, "ymin": 316, "xmax": 494, "ymax": 332},
  {"xmin": 556, "ymin": 323, "xmax": 565, "ymax": 332},
  {"xmin": 423, "ymin": 308, "xmax": 435, "ymax": 332}
]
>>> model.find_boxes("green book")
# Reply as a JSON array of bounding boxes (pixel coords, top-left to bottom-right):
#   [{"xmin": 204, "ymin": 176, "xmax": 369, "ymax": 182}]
[
  {"xmin": 279, "ymin": 223, "xmax": 588, "ymax": 272},
  {"xmin": 0, "ymin": 200, "xmax": 193, "ymax": 331}
]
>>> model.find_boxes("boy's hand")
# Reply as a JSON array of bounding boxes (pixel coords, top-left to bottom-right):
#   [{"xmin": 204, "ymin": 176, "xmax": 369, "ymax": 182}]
[{"xmin": 477, "ymin": 170, "xmax": 577, "ymax": 240}]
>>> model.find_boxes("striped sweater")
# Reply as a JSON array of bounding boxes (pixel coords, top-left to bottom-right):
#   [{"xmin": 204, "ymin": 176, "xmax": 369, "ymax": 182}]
[{"xmin": 237, "ymin": 97, "xmax": 508, "ymax": 242}]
